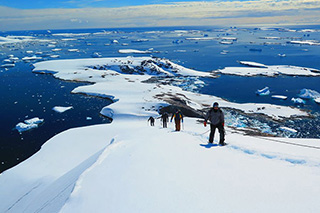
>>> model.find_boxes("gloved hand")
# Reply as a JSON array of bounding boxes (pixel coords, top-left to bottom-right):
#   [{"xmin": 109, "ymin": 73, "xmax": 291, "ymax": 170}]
[
  {"xmin": 182, "ymin": 120, "xmax": 184, "ymax": 123},
  {"xmin": 222, "ymin": 122, "xmax": 225, "ymax": 127},
  {"xmin": 204, "ymin": 121, "xmax": 207, "ymax": 127}
]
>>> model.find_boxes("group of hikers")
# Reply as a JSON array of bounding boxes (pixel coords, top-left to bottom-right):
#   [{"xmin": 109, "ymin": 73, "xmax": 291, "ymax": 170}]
[{"xmin": 148, "ymin": 102, "xmax": 226, "ymax": 146}]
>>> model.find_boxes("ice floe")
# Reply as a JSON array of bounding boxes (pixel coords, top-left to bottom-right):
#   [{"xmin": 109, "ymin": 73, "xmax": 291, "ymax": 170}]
[
  {"xmin": 271, "ymin": 95, "xmax": 287, "ymax": 100},
  {"xmin": 279, "ymin": 126, "xmax": 298, "ymax": 134},
  {"xmin": 289, "ymin": 40, "xmax": 320, "ymax": 46},
  {"xmin": 185, "ymin": 37, "xmax": 218, "ymax": 41},
  {"xmin": 256, "ymin": 87, "xmax": 270, "ymax": 96},
  {"xmin": 15, "ymin": 117, "xmax": 44, "ymax": 133},
  {"xmin": 22, "ymin": 55, "xmax": 43, "ymax": 62},
  {"xmin": 52, "ymin": 106, "xmax": 73, "ymax": 113},
  {"xmin": 118, "ymin": 49, "xmax": 152, "ymax": 54},
  {"xmin": 216, "ymin": 61, "xmax": 320, "ymax": 77},
  {"xmin": 238, "ymin": 61, "xmax": 268, "ymax": 68}
]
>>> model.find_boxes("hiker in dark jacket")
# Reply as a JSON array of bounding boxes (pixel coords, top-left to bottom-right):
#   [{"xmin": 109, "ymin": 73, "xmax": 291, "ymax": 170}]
[
  {"xmin": 148, "ymin": 116, "xmax": 155, "ymax": 126},
  {"xmin": 161, "ymin": 112, "xmax": 169, "ymax": 128},
  {"xmin": 171, "ymin": 110, "xmax": 183, "ymax": 131},
  {"xmin": 204, "ymin": 102, "xmax": 225, "ymax": 145}
]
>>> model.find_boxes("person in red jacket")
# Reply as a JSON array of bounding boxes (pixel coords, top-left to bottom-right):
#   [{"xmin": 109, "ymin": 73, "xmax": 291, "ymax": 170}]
[{"xmin": 204, "ymin": 102, "xmax": 225, "ymax": 145}]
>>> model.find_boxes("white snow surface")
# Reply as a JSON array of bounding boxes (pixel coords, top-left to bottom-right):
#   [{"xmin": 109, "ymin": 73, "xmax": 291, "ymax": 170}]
[
  {"xmin": 1, "ymin": 57, "xmax": 320, "ymax": 212},
  {"xmin": 2, "ymin": 118, "xmax": 320, "ymax": 213}
]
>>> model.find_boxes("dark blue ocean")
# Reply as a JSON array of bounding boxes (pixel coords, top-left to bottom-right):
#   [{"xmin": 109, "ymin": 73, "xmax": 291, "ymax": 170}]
[{"xmin": 1, "ymin": 26, "xmax": 320, "ymax": 172}]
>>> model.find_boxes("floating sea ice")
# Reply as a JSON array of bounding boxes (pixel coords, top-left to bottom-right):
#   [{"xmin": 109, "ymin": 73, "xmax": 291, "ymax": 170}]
[
  {"xmin": 91, "ymin": 52, "xmax": 102, "ymax": 58},
  {"xmin": 15, "ymin": 117, "xmax": 44, "ymax": 133},
  {"xmin": 1, "ymin": 64, "xmax": 15, "ymax": 68},
  {"xmin": 52, "ymin": 106, "xmax": 73, "ymax": 113},
  {"xmin": 68, "ymin": 49, "xmax": 80, "ymax": 52},
  {"xmin": 219, "ymin": 41, "xmax": 233, "ymax": 45},
  {"xmin": 279, "ymin": 126, "xmax": 298, "ymax": 134},
  {"xmin": 315, "ymin": 98, "xmax": 320, "ymax": 104},
  {"xmin": 16, "ymin": 122, "xmax": 38, "ymax": 133},
  {"xmin": 22, "ymin": 55, "xmax": 42, "ymax": 61},
  {"xmin": 220, "ymin": 50, "xmax": 229, "ymax": 55},
  {"xmin": 86, "ymin": 117, "xmax": 92, "ymax": 120},
  {"xmin": 299, "ymin": 88, "xmax": 320, "ymax": 99},
  {"xmin": 256, "ymin": 87, "xmax": 270, "ymax": 96},
  {"xmin": 239, "ymin": 61, "xmax": 268, "ymax": 68},
  {"xmin": 24, "ymin": 117, "xmax": 44, "ymax": 125},
  {"xmin": 271, "ymin": 95, "xmax": 287, "ymax": 100},
  {"xmin": 291, "ymin": 97, "xmax": 306, "ymax": 105}
]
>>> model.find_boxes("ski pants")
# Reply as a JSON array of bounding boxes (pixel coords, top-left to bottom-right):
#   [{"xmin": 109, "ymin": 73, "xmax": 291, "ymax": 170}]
[
  {"xmin": 175, "ymin": 120, "xmax": 181, "ymax": 131},
  {"xmin": 209, "ymin": 123, "xmax": 225, "ymax": 144},
  {"xmin": 163, "ymin": 121, "xmax": 167, "ymax": 128}
]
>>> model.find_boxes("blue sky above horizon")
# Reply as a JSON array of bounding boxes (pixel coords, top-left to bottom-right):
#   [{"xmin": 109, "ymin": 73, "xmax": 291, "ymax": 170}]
[
  {"xmin": 0, "ymin": 0, "xmax": 319, "ymax": 31},
  {"xmin": 1, "ymin": 0, "xmax": 245, "ymax": 9}
]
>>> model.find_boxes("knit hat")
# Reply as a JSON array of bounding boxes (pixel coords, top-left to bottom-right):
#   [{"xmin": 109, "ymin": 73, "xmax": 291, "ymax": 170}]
[{"xmin": 213, "ymin": 102, "xmax": 219, "ymax": 107}]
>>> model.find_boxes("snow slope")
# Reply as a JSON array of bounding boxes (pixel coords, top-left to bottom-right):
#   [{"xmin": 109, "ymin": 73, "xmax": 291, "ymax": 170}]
[{"xmin": 1, "ymin": 118, "xmax": 320, "ymax": 213}]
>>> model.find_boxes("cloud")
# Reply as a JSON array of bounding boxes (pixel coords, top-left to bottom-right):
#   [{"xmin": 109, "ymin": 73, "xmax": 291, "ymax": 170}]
[{"xmin": 0, "ymin": 0, "xmax": 319, "ymax": 31}]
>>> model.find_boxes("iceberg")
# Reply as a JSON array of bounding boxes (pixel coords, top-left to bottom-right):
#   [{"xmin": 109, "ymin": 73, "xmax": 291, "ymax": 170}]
[
  {"xmin": 291, "ymin": 98, "xmax": 306, "ymax": 105},
  {"xmin": 299, "ymin": 89, "xmax": 320, "ymax": 99},
  {"xmin": 256, "ymin": 87, "xmax": 270, "ymax": 96}
]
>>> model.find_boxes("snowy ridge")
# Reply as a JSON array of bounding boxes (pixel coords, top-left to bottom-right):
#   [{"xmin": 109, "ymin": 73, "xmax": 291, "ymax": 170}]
[{"xmin": 2, "ymin": 119, "xmax": 320, "ymax": 212}]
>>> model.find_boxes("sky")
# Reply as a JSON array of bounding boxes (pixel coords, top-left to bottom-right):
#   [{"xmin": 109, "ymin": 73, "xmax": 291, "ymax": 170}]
[{"xmin": 0, "ymin": 0, "xmax": 319, "ymax": 31}]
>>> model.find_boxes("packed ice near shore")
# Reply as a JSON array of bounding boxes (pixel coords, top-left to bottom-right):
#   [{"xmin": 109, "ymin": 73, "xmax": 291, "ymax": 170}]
[{"xmin": 1, "ymin": 26, "xmax": 320, "ymax": 212}]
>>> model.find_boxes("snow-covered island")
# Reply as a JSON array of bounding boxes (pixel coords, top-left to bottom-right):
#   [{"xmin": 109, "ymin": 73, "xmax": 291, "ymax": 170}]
[
  {"xmin": 216, "ymin": 61, "xmax": 320, "ymax": 77},
  {"xmin": 1, "ymin": 56, "xmax": 320, "ymax": 212}
]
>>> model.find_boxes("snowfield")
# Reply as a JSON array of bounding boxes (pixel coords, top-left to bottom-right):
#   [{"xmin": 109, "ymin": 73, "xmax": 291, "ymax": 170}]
[
  {"xmin": 1, "ymin": 56, "xmax": 320, "ymax": 212},
  {"xmin": 1, "ymin": 118, "xmax": 320, "ymax": 213}
]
